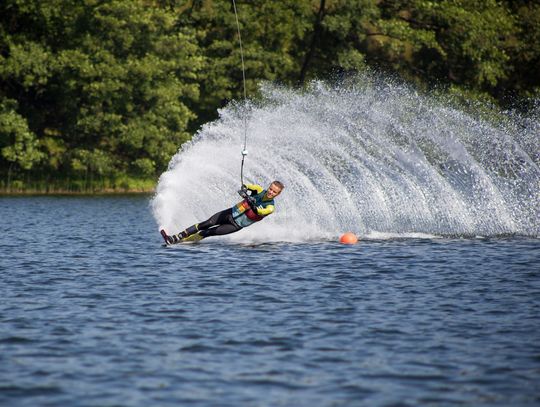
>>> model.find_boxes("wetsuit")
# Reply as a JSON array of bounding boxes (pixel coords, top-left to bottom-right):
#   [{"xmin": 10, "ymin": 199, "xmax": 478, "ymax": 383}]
[
  {"xmin": 179, "ymin": 183, "xmax": 276, "ymax": 240},
  {"xmin": 196, "ymin": 208, "xmax": 241, "ymax": 238}
]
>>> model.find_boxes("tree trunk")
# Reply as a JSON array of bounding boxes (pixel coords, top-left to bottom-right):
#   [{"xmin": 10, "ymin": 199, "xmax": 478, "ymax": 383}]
[
  {"xmin": 299, "ymin": 0, "xmax": 326, "ymax": 84},
  {"xmin": 7, "ymin": 163, "xmax": 13, "ymax": 192}
]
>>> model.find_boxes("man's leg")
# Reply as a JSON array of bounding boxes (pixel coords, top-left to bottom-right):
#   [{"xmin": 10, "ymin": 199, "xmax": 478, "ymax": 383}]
[
  {"xmin": 175, "ymin": 209, "xmax": 232, "ymax": 241},
  {"xmin": 200, "ymin": 223, "xmax": 242, "ymax": 238},
  {"xmin": 200, "ymin": 209, "xmax": 242, "ymax": 238}
]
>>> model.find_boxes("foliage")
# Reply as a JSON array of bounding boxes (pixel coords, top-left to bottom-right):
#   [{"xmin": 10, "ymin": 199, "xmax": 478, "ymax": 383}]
[
  {"xmin": 0, "ymin": 0, "xmax": 201, "ymax": 187},
  {"xmin": 0, "ymin": 98, "xmax": 44, "ymax": 170},
  {"xmin": 0, "ymin": 0, "xmax": 537, "ymax": 192}
]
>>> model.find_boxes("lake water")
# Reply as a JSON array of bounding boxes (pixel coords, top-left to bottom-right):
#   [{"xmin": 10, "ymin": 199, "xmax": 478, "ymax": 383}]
[{"xmin": 1, "ymin": 195, "xmax": 539, "ymax": 406}]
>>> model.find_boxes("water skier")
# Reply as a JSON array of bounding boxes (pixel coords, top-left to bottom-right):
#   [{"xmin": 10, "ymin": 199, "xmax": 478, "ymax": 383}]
[{"xmin": 160, "ymin": 181, "xmax": 284, "ymax": 244}]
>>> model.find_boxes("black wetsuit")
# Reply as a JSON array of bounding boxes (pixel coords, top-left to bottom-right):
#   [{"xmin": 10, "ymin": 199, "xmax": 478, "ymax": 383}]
[
  {"xmin": 192, "ymin": 208, "xmax": 242, "ymax": 238},
  {"xmin": 177, "ymin": 183, "xmax": 274, "ymax": 242}
]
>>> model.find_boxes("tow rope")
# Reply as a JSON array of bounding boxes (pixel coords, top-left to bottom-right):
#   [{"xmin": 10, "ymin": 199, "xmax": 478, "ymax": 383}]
[{"xmin": 232, "ymin": 0, "xmax": 249, "ymax": 186}]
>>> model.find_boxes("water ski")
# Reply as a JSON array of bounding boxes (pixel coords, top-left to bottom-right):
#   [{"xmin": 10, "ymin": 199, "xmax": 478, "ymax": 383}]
[
  {"xmin": 160, "ymin": 229, "xmax": 203, "ymax": 245},
  {"xmin": 160, "ymin": 229, "xmax": 172, "ymax": 245}
]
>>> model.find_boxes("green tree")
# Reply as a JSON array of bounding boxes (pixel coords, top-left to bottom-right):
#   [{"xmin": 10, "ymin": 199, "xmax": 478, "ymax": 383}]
[
  {"xmin": 498, "ymin": 1, "xmax": 540, "ymax": 102},
  {"xmin": 0, "ymin": 0, "xmax": 538, "ymax": 191},
  {"xmin": 403, "ymin": 0, "xmax": 515, "ymax": 91},
  {"xmin": 173, "ymin": 0, "xmax": 312, "ymax": 125},
  {"xmin": 0, "ymin": 98, "xmax": 44, "ymax": 170},
  {"xmin": 0, "ymin": 0, "xmax": 203, "ymax": 181}
]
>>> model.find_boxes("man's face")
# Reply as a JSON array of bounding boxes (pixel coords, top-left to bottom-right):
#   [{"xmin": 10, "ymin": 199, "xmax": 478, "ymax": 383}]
[{"xmin": 266, "ymin": 183, "xmax": 282, "ymax": 199}]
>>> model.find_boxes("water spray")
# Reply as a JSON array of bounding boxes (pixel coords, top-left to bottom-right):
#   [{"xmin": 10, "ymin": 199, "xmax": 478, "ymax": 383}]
[{"xmin": 152, "ymin": 75, "xmax": 539, "ymax": 242}]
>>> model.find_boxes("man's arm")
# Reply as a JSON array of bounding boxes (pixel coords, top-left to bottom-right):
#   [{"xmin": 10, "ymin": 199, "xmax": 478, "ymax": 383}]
[
  {"xmin": 255, "ymin": 204, "xmax": 274, "ymax": 215},
  {"xmin": 244, "ymin": 183, "xmax": 264, "ymax": 194}
]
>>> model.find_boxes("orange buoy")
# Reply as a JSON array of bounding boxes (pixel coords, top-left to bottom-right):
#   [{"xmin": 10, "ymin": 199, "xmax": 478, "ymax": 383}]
[{"xmin": 339, "ymin": 232, "xmax": 358, "ymax": 244}]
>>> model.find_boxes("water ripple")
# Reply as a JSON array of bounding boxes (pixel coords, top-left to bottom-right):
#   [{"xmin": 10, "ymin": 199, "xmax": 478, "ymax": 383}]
[{"xmin": 1, "ymin": 196, "xmax": 539, "ymax": 406}]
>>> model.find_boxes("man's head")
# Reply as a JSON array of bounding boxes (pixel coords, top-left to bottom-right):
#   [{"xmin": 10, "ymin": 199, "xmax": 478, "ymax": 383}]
[{"xmin": 266, "ymin": 180, "xmax": 284, "ymax": 199}]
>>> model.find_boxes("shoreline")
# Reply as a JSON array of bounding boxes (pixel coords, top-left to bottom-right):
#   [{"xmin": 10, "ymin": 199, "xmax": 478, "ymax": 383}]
[{"xmin": 0, "ymin": 188, "xmax": 155, "ymax": 196}]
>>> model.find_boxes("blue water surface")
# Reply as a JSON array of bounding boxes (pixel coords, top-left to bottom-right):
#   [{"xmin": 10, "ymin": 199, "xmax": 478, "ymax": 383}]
[{"xmin": 1, "ymin": 196, "xmax": 539, "ymax": 406}]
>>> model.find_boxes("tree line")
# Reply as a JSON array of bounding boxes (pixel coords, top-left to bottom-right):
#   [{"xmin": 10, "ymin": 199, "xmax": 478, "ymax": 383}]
[{"xmin": 1, "ymin": 0, "xmax": 538, "ymax": 192}]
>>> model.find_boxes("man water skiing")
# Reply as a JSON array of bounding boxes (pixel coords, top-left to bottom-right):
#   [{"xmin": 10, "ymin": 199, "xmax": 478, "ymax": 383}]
[{"xmin": 160, "ymin": 181, "xmax": 284, "ymax": 244}]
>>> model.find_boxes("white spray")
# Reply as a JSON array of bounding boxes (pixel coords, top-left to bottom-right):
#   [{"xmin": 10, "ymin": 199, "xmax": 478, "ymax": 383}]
[{"xmin": 152, "ymin": 75, "xmax": 540, "ymax": 242}]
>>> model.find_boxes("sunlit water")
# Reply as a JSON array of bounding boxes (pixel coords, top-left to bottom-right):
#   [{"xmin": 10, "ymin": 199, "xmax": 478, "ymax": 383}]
[{"xmin": 1, "ymin": 196, "xmax": 539, "ymax": 406}]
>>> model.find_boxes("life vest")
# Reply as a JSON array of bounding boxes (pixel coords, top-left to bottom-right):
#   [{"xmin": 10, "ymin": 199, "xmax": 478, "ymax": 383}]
[
  {"xmin": 231, "ymin": 186, "xmax": 275, "ymax": 228},
  {"xmin": 238, "ymin": 199, "xmax": 265, "ymax": 221}
]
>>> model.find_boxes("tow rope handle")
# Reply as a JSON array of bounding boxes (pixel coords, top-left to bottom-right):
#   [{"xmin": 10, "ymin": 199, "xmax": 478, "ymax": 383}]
[{"xmin": 240, "ymin": 149, "xmax": 248, "ymax": 186}]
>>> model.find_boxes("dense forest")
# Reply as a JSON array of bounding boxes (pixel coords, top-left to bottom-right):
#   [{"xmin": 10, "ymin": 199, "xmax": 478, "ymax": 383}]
[{"xmin": 1, "ymin": 0, "xmax": 538, "ymax": 192}]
